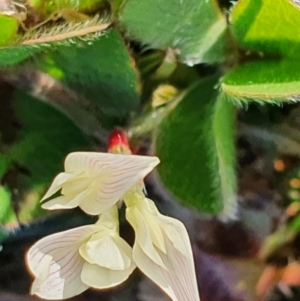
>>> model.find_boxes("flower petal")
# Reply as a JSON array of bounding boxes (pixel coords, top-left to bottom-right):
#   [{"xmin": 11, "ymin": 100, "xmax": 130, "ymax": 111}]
[
  {"xmin": 41, "ymin": 189, "xmax": 88, "ymax": 210},
  {"xmin": 62, "ymin": 152, "xmax": 159, "ymax": 214},
  {"xmin": 133, "ymin": 237, "xmax": 200, "ymax": 301},
  {"xmin": 137, "ymin": 198, "xmax": 167, "ymax": 253},
  {"xmin": 126, "ymin": 205, "xmax": 167, "ymax": 269},
  {"xmin": 64, "ymin": 152, "xmax": 159, "ymax": 174},
  {"xmin": 41, "ymin": 172, "xmax": 78, "ymax": 201},
  {"xmin": 95, "ymin": 204, "xmax": 119, "ymax": 231},
  {"xmin": 78, "ymin": 188, "xmax": 115, "ymax": 215},
  {"xmin": 79, "ymin": 232, "xmax": 133, "ymax": 270},
  {"xmin": 134, "ymin": 243, "xmax": 177, "ymax": 301},
  {"xmin": 61, "ymin": 174, "xmax": 96, "ymax": 195},
  {"xmin": 81, "ymin": 261, "xmax": 136, "ymax": 289},
  {"xmin": 27, "ymin": 225, "xmax": 98, "ymax": 299},
  {"xmin": 125, "ymin": 195, "xmax": 200, "ymax": 301},
  {"xmin": 158, "ymin": 215, "xmax": 191, "ymax": 256}
]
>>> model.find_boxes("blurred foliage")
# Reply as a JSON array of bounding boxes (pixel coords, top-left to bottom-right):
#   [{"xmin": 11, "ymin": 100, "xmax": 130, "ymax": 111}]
[
  {"xmin": 0, "ymin": 186, "xmax": 16, "ymax": 224},
  {"xmin": 0, "ymin": 15, "xmax": 19, "ymax": 46}
]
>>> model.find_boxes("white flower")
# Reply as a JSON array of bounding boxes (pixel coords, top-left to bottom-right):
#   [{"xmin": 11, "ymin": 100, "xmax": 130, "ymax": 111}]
[
  {"xmin": 27, "ymin": 148, "xmax": 200, "ymax": 301},
  {"xmin": 41, "ymin": 152, "xmax": 159, "ymax": 215},
  {"xmin": 124, "ymin": 190, "xmax": 200, "ymax": 301},
  {"xmin": 26, "ymin": 206, "xmax": 136, "ymax": 300}
]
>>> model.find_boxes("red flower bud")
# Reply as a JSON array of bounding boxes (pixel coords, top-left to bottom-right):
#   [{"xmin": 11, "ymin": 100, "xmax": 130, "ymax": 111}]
[{"xmin": 108, "ymin": 129, "xmax": 131, "ymax": 154}]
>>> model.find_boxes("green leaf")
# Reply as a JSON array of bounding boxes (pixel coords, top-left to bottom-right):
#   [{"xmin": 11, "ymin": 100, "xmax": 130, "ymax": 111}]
[
  {"xmin": 231, "ymin": 0, "xmax": 300, "ymax": 57},
  {"xmin": 38, "ymin": 29, "xmax": 140, "ymax": 117},
  {"xmin": 0, "ymin": 45, "xmax": 42, "ymax": 66},
  {"xmin": 0, "ymin": 15, "xmax": 19, "ymax": 46},
  {"xmin": 222, "ymin": 60, "xmax": 300, "ymax": 105},
  {"xmin": 0, "ymin": 17, "xmax": 109, "ymax": 67},
  {"xmin": 110, "ymin": 0, "xmax": 125, "ymax": 14},
  {"xmin": 8, "ymin": 90, "xmax": 91, "ymax": 187},
  {"xmin": 119, "ymin": 0, "xmax": 227, "ymax": 65},
  {"xmin": 0, "ymin": 186, "xmax": 16, "ymax": 224},
  {"xmin": 0, "ymin": 153, "xmax": 10, "ymax": 178},
  {"xmin": 156, "ymin": 76, "xmax": 237, "ymax": 216}
]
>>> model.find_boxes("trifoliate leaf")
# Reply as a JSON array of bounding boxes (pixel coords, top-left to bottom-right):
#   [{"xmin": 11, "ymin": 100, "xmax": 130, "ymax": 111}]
[
  {"xmin": 156, "ymin": 76, "xmax": 237, "ymax": 216},
  {"xmin": 119, "ymin": 0, "xmax": 227, "ymax": 65}
]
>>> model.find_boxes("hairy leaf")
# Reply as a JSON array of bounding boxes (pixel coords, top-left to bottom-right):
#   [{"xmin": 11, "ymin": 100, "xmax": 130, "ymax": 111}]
[
  {"xmin": 222, "ymin": 60, "xmax": 300, "ymax": 105},
  {"xmin": 38, "ymin": 29, "xmax": 140, "ymax": 117},
  {"xmin": 156, "ymin": 76, "xmax": 237, "ymax": 215},
  {"xmin": 0, "ymin": 45, "xmax": 42, "ymax": 66},
  {"xmin": 231, "ymin": 0, "xmax": 300, "ymax": 57},
  {"xmin": 119, "ymin": 0, "xmax": 227, "ymax": 65},
  {"xmin": 0, "ymin": 17, "xmax": 110, "ymax": 67}
]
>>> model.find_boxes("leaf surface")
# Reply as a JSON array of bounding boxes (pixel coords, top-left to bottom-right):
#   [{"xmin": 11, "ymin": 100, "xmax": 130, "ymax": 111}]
[
  {"xmin": 231, "ymin": 0, "xmax": 300, "ymax": 57},
  {"xmin": 156, "ymin": 76, "xmax": 237, "ymax": 215},
  {"xmin": 120, "ymin": 0, "xmax": 227, "ymax": 65},
  {"xmin": 222, "ymin": 60, "xmax": 300, "ymax": 105},
  {"xmin": 39, "ymin": 29, "xmax": 140, "ymax": 117}
]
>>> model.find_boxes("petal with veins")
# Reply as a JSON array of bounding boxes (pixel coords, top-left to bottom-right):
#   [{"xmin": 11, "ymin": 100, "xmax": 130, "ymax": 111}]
[
  {"xmin": 81, "ymin": 261, "xmax": 136, "ymax": 289},
  {"xmin": 125, "ymin": 195, "xmax": 200, "ymax": 301},
  {"xmin": 126, "ymin": 205, "xmax": 167, "ymax": 269},
  {"xmin": 31, "ymin": 248, "xmax": 87, "ymax": 300},
  {"xmin": 64, "ymin": 152, "xmax": 159, "ymax": 175},
  {"xmin": 78, "ymin": 187, "xmax": 117, "ymax": 215},
  {"xmin": 67, "ymin": 153, "xmax": 159, "ymax": 213},
  {"xmin": 27, "ymin": 225, "xmax": 98, "ymax": 299},
  {"xmin": 43, "ymin": 152, "xmax": 159, "ymax": 215},
  {"xmin": 133, "ymin": 234, "xmax": 200, "ymax": 301}
]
